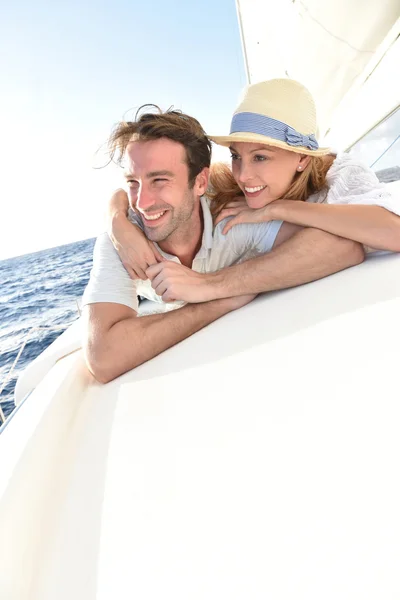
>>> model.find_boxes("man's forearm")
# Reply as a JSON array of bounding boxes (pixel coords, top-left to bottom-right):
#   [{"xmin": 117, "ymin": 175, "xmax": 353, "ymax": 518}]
[
  {"xmin": 87, "ymin": 298, "xmax": 245, "ymax": 383},
  {"xmin": 205, "ymin": 228, "xmax": 365, "ymax": 298}
]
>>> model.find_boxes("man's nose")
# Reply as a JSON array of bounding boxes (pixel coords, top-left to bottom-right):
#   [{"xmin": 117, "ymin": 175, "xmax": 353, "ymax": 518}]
[{"xmin": 136, "ymin": 185, "xmax": 154, "ymax": 212}]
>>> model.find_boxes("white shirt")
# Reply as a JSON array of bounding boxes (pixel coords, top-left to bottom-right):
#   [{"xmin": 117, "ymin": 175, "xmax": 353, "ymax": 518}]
[
  {"xmin": 82, "ymin": 197, "xmax": 282, "ymax": 313},
  {"xmin": 307, "ymin": 153, "xmax": 400, "ymax": 215}
]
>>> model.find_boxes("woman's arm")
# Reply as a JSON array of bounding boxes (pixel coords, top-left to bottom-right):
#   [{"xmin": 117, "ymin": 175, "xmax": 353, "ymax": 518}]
[
  {"xmin": 221, "ymin": 200, "xmax": 400, "ymax": 252},
  {"xmin": 106, "ymin": 189, "xmax": 164, "ymax": 279},
  {"xmin": 107, "ymin": 187, "xmax": 130, "ymax": 224},
  {"xmin": 271, "ymin": 201, "xmax": 400, "ymax": 252}
]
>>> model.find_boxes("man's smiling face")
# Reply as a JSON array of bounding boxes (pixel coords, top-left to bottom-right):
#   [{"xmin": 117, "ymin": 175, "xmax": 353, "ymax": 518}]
[{"xmin": 124, "ymin": 137, "xmax": 198, "ymax": 243}]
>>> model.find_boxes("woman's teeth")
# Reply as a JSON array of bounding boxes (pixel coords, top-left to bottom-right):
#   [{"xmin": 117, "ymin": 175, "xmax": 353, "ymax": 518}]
[
  {"xmin": 143, "ymin": 211, "xmax": 166, "ymax": 221},
  {"xmin": 244, "ymin": 185, "xmax": 266, "ymax": 193}
]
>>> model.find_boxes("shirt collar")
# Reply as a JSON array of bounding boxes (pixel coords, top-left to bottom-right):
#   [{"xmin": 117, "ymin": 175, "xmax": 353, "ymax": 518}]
[{"xmin": 198, "ymin": 196, "xmax": 213, "ymax": 252}]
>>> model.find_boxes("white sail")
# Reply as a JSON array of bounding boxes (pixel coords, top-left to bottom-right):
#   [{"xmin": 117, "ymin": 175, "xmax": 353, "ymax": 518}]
[{"xmin": 236, "ymin": 0, "xmax": 400, "ymax": 145}]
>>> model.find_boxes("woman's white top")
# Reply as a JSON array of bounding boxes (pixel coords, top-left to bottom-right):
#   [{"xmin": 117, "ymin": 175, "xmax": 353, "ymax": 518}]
[{"xmin": 308, "ymin": 153, "xmax": 399, "ymax": 215}]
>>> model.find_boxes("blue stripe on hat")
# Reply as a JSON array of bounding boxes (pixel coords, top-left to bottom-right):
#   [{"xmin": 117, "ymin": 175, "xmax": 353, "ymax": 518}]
[{"xmin": 230, "ymin": 112, "xmax": 319, "ymax": 151}]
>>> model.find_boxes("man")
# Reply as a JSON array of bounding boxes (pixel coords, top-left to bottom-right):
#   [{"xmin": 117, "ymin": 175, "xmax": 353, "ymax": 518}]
[{"xmin": 83, "ymin": 107, "xmax": 363, "ymax": 383}]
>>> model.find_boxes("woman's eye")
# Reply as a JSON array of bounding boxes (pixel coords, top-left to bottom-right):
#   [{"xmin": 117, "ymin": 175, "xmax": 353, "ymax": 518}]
[
  {"xmin": 230, "ymin": 153, "xmax": 240, "ymax": 160},
  {"xmin": 254, "ymin": 155, "xmax": 267, "ymax": 162}
]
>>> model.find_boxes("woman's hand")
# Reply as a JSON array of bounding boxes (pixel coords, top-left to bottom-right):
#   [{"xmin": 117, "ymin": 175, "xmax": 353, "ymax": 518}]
[
  {"xmin": 110, "ymin": 215, "xmax": 164, "ymax": 280},
  {"xmin": 214, "ymin": 198, "xmax": 249, "ymax": 227},
  {"xmin": 219, "ymin": 199, "xmax": 292, "ymax": 235},
  {"xmin": 221, "ymin": 205, "xmax": 275, "ymax": 235}
]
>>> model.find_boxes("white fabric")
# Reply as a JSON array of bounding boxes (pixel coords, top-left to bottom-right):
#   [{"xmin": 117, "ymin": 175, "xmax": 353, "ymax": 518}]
[
  {"xmin": 82, "ymin": 197, "xmax": 282, "ymax": 313},
  {"xmin": 308, "ymin": 153, "xmax": 400, "ymax": 215}
]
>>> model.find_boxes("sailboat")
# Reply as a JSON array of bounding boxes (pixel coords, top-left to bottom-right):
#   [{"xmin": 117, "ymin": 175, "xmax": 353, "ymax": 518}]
[{"xmin": 1, "ymin": 2, "xmax": 399, "ymax": 598}]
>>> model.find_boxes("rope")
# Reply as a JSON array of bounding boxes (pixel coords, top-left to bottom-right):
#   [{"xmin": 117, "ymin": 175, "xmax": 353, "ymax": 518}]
[
  {"xmin": 0, "ymin": 323, "xmax": 75, "ymax": 425},
  {"xmin": 0, "ymin": 338, "xmax": 29, "ymax": 424},
  {"xmin": 370, "ymin": 134, "xmax": 400, "ymax": 169}
]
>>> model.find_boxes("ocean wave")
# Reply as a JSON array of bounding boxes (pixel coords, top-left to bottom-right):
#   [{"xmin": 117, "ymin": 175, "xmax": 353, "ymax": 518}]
[{"xmin": 0, "ymin": 237, "xmax": 95, "ymax": 418}]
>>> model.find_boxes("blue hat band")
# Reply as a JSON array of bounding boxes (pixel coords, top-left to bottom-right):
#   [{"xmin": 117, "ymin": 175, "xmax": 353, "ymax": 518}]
[{"xmin": 230, "ymin": 112, "xmax": 319, "ymax": 151}]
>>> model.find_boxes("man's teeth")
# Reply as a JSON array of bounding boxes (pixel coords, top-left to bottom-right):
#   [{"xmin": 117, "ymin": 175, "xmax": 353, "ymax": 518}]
[
  {"xmin": 244, "ymin": 185, "xmax": 266, "ymax": 193},
  {"xmin": 143, "ymin": 211, "xmax": 166, "ymax": 221}
]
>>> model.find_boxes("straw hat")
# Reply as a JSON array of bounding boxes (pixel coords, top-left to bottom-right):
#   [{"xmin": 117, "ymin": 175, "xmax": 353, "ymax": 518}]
[{"xmin": 210, "ymin": 78, "xmax": 330, "ymax": 156}]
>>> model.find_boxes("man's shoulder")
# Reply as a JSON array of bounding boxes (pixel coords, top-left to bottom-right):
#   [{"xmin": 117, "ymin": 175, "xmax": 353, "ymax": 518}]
[
  {"xmin": 94, "ymin": 231, "xmax": 114, "ymax": 248},
  {"xmin": 213, "ymin": 217, "xmax": 279, "ymax": 240},
  {"xmin": 83, "ymin": 232, "xmax": 139, "ymax": 311},
  {"xmin": 92, "ymin": 232, "xmax": 120, "ymax": 263}
]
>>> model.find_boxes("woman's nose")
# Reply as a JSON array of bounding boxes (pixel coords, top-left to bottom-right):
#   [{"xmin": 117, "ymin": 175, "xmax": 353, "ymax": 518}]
[{"xmin": 237, "ymin": 161, "xmax": 254, "ymax": 183}]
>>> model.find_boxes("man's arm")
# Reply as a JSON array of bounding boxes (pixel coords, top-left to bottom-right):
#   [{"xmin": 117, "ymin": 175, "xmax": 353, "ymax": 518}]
[
  {"xmin": 208, "ymin": 227, "xmax": 365, "ymax": 298},
  {"xmin": 84, "ymin": 294, "xmax": 254, "ymax": 384},
  {"xmin": 83, "ymin": 233, "xmax": 253, "ymax": 383},
  {"xmin": 146, "ymin": 227, "xmax": 365, "ymax": 303}
]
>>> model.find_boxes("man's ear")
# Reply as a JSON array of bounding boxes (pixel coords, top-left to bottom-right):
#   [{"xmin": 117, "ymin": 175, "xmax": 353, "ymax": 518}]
[{"xmin": 194, "ymin": 167, "xmax": 209, "ymax": 196}]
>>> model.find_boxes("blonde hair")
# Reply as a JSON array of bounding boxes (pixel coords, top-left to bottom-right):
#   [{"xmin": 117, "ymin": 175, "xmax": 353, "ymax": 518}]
[{"xmin": 209, "ymin": 154, "xmax": 336, "ymax": 217}]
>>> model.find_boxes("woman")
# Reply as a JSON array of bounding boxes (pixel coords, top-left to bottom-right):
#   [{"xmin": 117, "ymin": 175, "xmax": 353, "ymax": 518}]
[{"xmin": 108, "ymin": 78, "xmax": 400, "ymax": 279}]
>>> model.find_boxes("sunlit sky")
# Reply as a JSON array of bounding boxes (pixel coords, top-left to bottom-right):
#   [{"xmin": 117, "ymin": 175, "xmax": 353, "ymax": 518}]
[
  {"xmin": 2, "ymin": 2, "xmax": 399, "ymax": 260},
  {"xmin": 0, "ymin": 0, "xmax": 246, "ymax": 259}
]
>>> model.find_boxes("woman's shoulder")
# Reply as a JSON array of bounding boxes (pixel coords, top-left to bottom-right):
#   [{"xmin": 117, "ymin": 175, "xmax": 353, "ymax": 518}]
[
  {"xmin": 322, "ymin": 151, "xmax": 393, "ymax": 205},
  {"xmin": 326, "ymin": 153, "xmax": 378, "ymax": 185}
]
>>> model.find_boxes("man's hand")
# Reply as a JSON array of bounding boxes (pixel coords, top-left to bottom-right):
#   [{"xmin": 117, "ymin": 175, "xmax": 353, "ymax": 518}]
[
  {"xmin": 146, "ymin": 261, "xmax": 215, "ymax": 303},
  {"xmin": 110, "ymin": 215, "xmax": 164, "ymax": 280}
]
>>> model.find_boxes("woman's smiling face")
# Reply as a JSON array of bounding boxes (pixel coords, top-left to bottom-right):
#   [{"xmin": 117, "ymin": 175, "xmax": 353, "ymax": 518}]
[{"xmin": 230, "ymin": 142, "xmax": 309, "ymax": 208}]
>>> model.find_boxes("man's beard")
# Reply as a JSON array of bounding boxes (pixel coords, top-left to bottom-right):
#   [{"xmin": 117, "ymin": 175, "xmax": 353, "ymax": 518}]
[{"xmin": 143, "ymin": 191, "xmax": 196, "ymax": 243}]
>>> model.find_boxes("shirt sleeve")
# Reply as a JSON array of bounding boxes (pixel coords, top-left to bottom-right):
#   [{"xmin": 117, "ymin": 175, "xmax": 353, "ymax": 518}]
[
  {"xmin": 82, "ymin": 233, "xmax": 139, "ymax": 312},
  {"xmin": 216, "ymin": 218, "xmax": 283, "ymax": 258},
  {"xmin": 325, "ymin": 154, "xmax": 400, "ymax": 216},
  {"xmin": 128, "ymin": 207, "xmax": 144, "ymax": 230}
]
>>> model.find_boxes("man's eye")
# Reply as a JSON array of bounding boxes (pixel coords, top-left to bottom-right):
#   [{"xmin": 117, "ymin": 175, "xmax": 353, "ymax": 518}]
[
  {"xmin": 230, "ymin": 153, "xmax": 240, "ymax": 161},
  {"xmin": 154, "ymin": 178, "xmax": 168, "ymax": 183},
  {"xmin": 127, "ymin": 180, "xmax": 139, "ymax": 186}
]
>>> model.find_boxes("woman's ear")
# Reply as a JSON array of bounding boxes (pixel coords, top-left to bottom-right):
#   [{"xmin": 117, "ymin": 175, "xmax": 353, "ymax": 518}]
[
  {"xmin": 297, "ymin": 155, "xmax": 312, "ymax": 171},
  {"xmin": 194, "ymin": 167, "xmax": 209, "ymax": 196}
]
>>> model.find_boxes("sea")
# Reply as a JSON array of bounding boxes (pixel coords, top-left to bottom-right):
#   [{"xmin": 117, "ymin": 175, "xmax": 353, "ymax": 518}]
[{"xmin": 0, "ymin": 238, "xmax": 95, "ymax": 420}]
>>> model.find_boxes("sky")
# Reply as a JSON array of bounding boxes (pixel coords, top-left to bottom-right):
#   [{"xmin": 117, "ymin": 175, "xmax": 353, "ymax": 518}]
[{"xmin": 0, "ymin": 0, "xmax": 247, "ymax": 259}]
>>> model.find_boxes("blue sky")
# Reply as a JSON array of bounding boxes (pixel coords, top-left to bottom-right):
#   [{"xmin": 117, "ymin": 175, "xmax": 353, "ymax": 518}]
[{"xmin": 0, "ymin": 0, "xmax": 246, "ymax": 259}]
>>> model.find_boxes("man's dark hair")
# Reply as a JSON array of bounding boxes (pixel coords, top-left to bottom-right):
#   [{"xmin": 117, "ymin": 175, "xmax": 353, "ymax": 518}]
[{"xmin": 108, "ymin": 105, "xmax": 212, "ymax": 187}]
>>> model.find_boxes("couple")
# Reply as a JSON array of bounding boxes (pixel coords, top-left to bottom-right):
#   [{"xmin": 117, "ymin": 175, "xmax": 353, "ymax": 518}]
[{"xmin": 82, "ymin": 78, "xmax": 400, "ymax": 383}]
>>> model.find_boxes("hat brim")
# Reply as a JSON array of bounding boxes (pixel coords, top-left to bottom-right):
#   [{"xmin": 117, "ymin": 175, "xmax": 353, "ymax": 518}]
[{"xmin": 209, "ymin": 132, "xmax": 331, "ymax": 157}]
